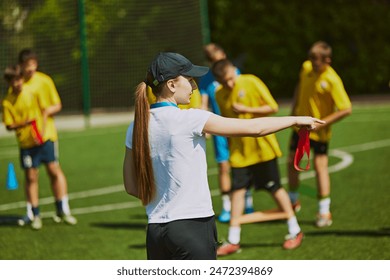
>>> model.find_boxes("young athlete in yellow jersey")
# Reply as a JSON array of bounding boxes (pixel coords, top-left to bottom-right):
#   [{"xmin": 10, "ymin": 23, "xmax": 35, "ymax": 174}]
[
  {"xmin": 287, "ymin": 41, "xmax": 352, "ymax": 227},
  {"xmin": 213, "ymin": 59, "xmax": 304, "ymax": 256},
  {"xmin": 2, "ymin": 65, "xmax": 47, "ymax": 229},
  {"xmin": 18, "ymin": 49, "xmax": 77, "ymax": 226}
]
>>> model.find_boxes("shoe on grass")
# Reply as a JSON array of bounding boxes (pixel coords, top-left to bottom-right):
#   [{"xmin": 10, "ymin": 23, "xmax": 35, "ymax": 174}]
[
  {"xmin": 53, "ymin": 214, "xmax": 78, "ymax": 225},
  {"xmin": 218, "ymin": 210, "xmax": 231, "ymax": 223},
  {"xmin": 31, "ymin": 216, "xmax": 43, "ymax": 230},
  {"xmin": 316, "ymin": 213, "xmax": 332, "ymax": 228},
  {"xmin": 283, "ymin": 231, "xmax": 304, "ymax": 250},
  {"xmin": 217, "ymin": 242, "xmax": 241, "ymax": 256}
]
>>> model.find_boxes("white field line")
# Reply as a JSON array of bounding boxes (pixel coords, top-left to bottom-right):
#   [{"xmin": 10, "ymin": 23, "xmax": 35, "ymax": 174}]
[{"xmin": 1, "ymin": 138, "xmax": 389, "ymax": 216}]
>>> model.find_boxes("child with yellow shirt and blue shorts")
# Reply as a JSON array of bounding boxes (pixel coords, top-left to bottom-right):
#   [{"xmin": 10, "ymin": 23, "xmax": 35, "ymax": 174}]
[
  {"xmin": 3, "ymin": 65, "xmax": 50, "ymax": 229},
  {"xmin": 287, "ymin": 41, "xmax": 352, "ymax": 227},
  {"xmin": 17, "ymin": 49, "xmax": 77, "ymax": 227},
  {"xmin": 212, "ymin": 59, "xmax": 304, "ymax": 256}
]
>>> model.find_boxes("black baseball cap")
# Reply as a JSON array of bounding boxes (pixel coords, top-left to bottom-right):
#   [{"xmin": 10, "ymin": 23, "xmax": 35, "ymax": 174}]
[{"xmin": 145, "ymin": 52, "xmax": 209, "ymax": 87}]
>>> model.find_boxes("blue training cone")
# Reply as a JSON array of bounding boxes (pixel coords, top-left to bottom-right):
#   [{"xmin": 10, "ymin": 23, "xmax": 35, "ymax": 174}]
[{"xmin": 6, "ymin": 163, "xmax": 18, "ymax": 190}]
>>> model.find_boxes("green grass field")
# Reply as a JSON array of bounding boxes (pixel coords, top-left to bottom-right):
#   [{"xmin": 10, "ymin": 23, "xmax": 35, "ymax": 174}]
[{"xmin": 0, "ymin": 102, "xmax": 389, "ymax": 260}]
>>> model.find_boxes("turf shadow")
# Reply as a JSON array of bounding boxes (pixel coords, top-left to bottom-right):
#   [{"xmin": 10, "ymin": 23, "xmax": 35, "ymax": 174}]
[
  {"xmin": 0, "ymin": 214, "xmax": 25, "ymax": 226},
  {"xmin": 128, "ymin": 244, "xmax": 146, "ymax": 249},
  {"xmin": 90, "ymin": 221, "xmax": 147, "ymax": 230},
  {"xmin": 305, "ymin": 228, "xmax": 390, "ymax": 238}
]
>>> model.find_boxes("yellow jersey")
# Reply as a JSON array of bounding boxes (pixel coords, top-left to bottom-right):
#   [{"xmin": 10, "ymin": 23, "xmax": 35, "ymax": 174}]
[
  {"xmin": 24, "ymin": 71, "xmax": 61, "ymax": 142},
  {"xmin": 216, "ymin": 74, "xmax": 282, "ymax": 168},
  {"xmin": 2, "ymin": 86, "xmax": 45, "ymax": 148},
  {"xmin": 294, "ymin": 61, "xmax": 352, "ymax": 142}
]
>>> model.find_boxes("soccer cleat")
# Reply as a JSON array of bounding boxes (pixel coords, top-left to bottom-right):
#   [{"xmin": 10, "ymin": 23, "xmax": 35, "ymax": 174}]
[
  {"xmin": 53, "ymin": 214, "xmax": 78, "ymax": 225},
  {"xmin": 31, "ymin": 216, "xmax": 43, "ymax": 230},
  {"xmin": 218, "ymin": 210, "xmax": 231, "ymax": 223},
  {"xmin": 283, "ymin": 231, "xmax": 304, "ymax": 250},
  {"xmin": 292, "ymin": 200, "xmax": 301, "ymax": 213},
  {"xmin": 316, "ymin": 213, "xmax": 332, "ymax": 228},
  {"xmin": 217, "ymin": 242, "xmax": 241, "ymax": 256}
]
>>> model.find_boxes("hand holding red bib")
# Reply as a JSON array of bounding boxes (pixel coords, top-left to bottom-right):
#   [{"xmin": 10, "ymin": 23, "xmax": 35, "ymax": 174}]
[
  {"xmin": 294, "ymin": 128, "xmax": 310, "ymax": 171},
  {"xmin": 31, "ymin": 120, "xmax": 44, "ymax": 145}
]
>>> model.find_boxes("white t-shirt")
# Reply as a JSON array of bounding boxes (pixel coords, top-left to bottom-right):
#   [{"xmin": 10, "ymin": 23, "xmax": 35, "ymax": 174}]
[{"xmin": 125, "ymin": 106, "xmax": 214, "ymax": 223}]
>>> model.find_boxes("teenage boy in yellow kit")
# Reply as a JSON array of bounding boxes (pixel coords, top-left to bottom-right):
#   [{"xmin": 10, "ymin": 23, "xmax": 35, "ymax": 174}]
[
  {"xmin": 213, "ymin": 59, "xmax": 303, "ymax": 256},
  {"xmin": 18, "ymin": 49, "xmax": 77, "ymax": 226},
  {"xmin": 287, "ymin": 41, "xmax": 352, "ymax": 227},
  {"xmin": 3, "ymin": 65, "xmax": 47, "ymax": 229}
]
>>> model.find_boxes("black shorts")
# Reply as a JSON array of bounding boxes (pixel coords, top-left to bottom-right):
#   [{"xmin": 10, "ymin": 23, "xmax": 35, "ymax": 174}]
[
  {"xmin": 289, "ymin": 131, "xmax": 328, "ymax": 155},
  {"xmin": 146, "ymin": 216, "xmax": 217, "ymax": 260},
  {"xmin": 231, "ymin": 158, "xmax": 281, "ymax": 193}
]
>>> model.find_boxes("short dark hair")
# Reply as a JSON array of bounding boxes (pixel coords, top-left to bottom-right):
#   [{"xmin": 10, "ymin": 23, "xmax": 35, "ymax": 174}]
[
  {"xmin": 211, "ymin": 58, "xmax": 233, "ymax": 79},
  {"xmin": 18, "ymin": 48, "xmax": 38, "ymax": 64},
  {"xmin": 4, "ymin": 64, "xmax": 23, "ymax": 82},
  {"xmin": 309, "ymin": 41, "xmax": 332, "ymax": 59}
]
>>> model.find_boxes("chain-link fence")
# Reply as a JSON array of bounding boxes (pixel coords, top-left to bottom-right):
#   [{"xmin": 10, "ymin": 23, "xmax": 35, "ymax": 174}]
[{"xmin": 0, "ymin": 0, "xmax": 208, "ymax": 114}]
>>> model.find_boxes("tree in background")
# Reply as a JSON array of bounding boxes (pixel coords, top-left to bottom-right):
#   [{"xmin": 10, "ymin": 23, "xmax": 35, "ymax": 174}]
[{"xmin": 208, "ymin": 0, "xmax": 390, "ymax": 98}]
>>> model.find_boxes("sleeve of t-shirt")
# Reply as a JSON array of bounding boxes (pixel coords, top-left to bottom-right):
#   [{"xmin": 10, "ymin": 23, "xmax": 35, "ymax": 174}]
[
  {"xmin": 185, "ymin": 109, "xmax": 212, "ymax": 137},
  {"xmin": 330, "ymin": 76, "xmax": 352, "ymax": 110},
  {"xmin": 2, "ymin": 101, "xmax": 14, "ymax": 126},
  {"xmin": 253, "ymin": 77, "xmax": 278, "ymax": 110},
  {"xmin": 44, "ymin": 77, "xmax": 61, "ymax": 106},
  {"xmin": 125, "ymin": 122, "xmax": 134, "ymax": 149}
]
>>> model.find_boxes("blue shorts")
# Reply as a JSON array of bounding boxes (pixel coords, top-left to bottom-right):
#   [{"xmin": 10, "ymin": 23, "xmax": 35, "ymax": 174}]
[
  {"xmin": 212, "ymin": 135, "xmax": 229, "ymax": 163},
  {"xmin": 20, "ymin": 141, "xmax": 58, "ymax": 169}
]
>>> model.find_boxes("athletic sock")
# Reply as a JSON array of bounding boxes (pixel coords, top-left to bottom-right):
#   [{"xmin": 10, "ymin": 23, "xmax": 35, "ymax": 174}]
[
  {"xmin": 228, "ymin": 226, "xmax": 241, "ymax": 245},
  {"xmin": 245, "ymin": 189, "xmax": 254, "ymax": 209},
  {"xmin": 56, "ymin": 195, "xmax": 71, "ymax": 216},
  {"xmin": 31, "ymin": 206, "xmax": 40, "ymax": 217},
  {"xmin": 221, "ymin": 194, "xmax": 231, "ymax": 212},
  {"xmin": 288, "ymin": 191, "xmax": 299, "ymax": 204},
  {"xmin": 287, "ymin": 216, "xmax": 301, "ymax": 236},
  {"xmin": 318, "ymin": 197, "xmax": 331, "ymax": 215},
  {"xmin": 26, "ymin": 202, "xmax": 34, "ymax": 221}
]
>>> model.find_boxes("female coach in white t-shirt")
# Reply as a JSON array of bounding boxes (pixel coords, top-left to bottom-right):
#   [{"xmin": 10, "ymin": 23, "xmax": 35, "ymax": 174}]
[{"xmin": 123, "ymin": 52, "xmax": 324, "ymax": 260}]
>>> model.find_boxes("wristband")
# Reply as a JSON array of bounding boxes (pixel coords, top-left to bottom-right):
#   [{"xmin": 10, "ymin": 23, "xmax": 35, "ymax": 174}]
[{"xmin": 294, "ymin": 128, "xmax": 310, "ymax": 171}]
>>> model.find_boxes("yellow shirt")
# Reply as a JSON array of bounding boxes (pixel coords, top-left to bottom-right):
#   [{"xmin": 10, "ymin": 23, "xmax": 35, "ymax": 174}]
[
  {"xmin": 294, "ymin": 61, "xmax": 352, "ymax": 142},
  {"xmin": 216, "ymin": 74, "xmax": 282, "ymax": 168},
  {"xmin": 147, "ymin": 86, "xmax": 202, "ymax": 109},
  {"xmin": 2, "ymin": 86, "xmax": 45, "ymax": 148},
  {"xmin": 24, "ymin": 71, "xmax": 61, "ymax": 142}
]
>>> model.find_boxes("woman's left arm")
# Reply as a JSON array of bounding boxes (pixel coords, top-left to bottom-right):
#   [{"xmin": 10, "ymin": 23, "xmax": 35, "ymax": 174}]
[{"xmin": 123, "ymin": 147, "xmax": 139, "ymax": 198}]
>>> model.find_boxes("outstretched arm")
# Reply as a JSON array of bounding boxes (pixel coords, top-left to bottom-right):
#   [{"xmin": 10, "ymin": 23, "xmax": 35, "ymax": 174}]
[
  {"xmin": 123, "ymin": 147, "xmax": 140, "ymax": 198},
  {"xmin": 203, "ymin": 114, "xmax": 324, "ymax": 137}
]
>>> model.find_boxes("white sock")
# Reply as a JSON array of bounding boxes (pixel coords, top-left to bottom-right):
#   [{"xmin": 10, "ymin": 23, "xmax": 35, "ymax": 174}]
[
  {"xmin": 61, "ymin": 195, "xmax": 71, "ymax": 215},
  {"xmin": 319, "ymin": 197, "xmax": 331, "ymax": 215},
  {"xmin": 288, "ymin": 191, "xmax": 299, "ymax": 204},
  {"xmin": 287, "ymin": 216, "xmax": 301, "ymax": 236},
  {"xmin": 228, "ymin": 226, "xmax": 241, "ymax": 245},
  {"xmin": 245, "ymin": 189, "xmax": 253, "ymax": 208},
  {"xmin": 26, "ymin": 202, "xmax": 34, "ymax": 221},
  {"xmin": 222, "ymin": 194, "xmax": 231, "ymax": 212}
]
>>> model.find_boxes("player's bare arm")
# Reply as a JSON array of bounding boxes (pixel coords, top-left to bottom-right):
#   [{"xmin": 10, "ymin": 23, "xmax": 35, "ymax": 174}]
[
  {"xmin": 203, "ymin": 113, "xmax": 324, "ymax": 137},
  {"xmin": 123, "ymin": 147, "xmax": 140, "ymax": 198}
]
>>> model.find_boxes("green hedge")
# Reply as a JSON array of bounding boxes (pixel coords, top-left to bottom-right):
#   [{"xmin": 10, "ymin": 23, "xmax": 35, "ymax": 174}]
[{"xmin": 208, "ymin": 0, "xmax": 390, "ymax": 98}]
